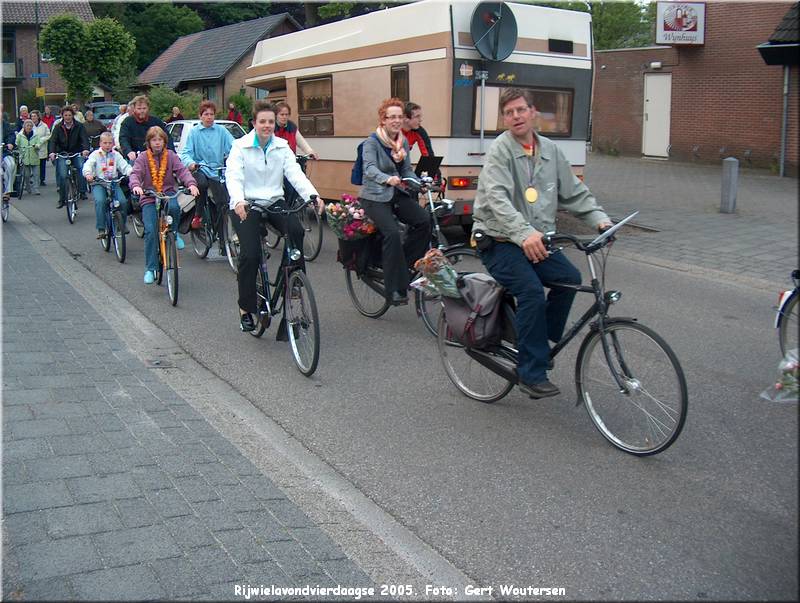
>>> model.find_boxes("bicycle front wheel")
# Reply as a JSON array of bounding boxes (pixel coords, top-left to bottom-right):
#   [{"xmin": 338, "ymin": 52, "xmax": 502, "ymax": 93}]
[
  {"xmin": 300, "ymin": 204, "xmax": 323, "ymax": 261},
  {"xmin": 576, "ymin": 319, "xmax": 687, "ymax": 456},
  {"xmin": 778, "ymin": 293, "xmax": 799, "ymax": 357},
  {"xmin": 165, "ymin": 232, "xmax": 179, "ymax": 306},
  {"xmin": 100, "ymin": 213, "xmax": 111, "ymax": 252},
  {"xmin": 286, "ymin": 270, "xmax": 320, "ymax": 376},
  {"xmin": 66, "ymin": 179, "xmax": 78, "ymax": 224},
  {"xmin": 416, "ymin": 247, "xmax": 485, "ymax": 336},
  {"xmin": 345, "ymin": 267, "xmax": 390, "ymax": 318},
  {"xmin": 113, "ymin": 212, "xmax": 126, "ymax": 263},
  {"xmin": 1, "ymin": 199, "xmax": 9, "ymax": 223}
]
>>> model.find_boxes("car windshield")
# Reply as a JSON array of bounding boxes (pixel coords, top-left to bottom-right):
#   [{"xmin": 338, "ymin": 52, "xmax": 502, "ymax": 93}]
[{"xmin": 222, "ymin": 123, "xmax": 245, "ymax": 139}]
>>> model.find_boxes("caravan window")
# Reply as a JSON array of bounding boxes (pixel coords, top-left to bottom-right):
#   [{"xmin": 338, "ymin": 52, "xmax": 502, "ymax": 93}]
[
  {"xmin": 298, "ymin": 76, "xmax": 333, "ymax": 135},
  {"xmin": 473, "ymin": 86, "xmax": 573, "ymax": 138},
  {"xmin": 391, "ymin": 65, "xmax": 409, "ymax": 102}
]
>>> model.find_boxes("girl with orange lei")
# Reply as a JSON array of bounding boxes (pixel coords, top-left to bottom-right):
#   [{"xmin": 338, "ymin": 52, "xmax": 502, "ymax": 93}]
[{"xmin": 129, "ymin": 126, "xmax": 199, "ymax": 284}]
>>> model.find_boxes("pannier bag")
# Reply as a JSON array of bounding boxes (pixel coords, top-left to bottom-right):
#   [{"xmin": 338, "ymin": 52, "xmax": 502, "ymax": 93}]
[{"xmin": 441, "ymin": 273, "xmax": 505, "ymax": 349}]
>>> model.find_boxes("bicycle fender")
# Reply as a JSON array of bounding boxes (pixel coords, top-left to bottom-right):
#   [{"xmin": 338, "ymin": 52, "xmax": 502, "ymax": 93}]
[
  {"xmin": 576, "ymin": 317, "xmax": 639, "ymax": 406},
  {"xmin": 775, "ymin": 290, "xmax": 796, "ymax": 329},
  {"xmin": 587, "ymin": 316, "xmax": 638, "ymax": 332}
]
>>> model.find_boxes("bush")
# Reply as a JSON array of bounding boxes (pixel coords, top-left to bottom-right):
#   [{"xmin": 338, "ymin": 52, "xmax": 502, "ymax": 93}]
[
  {"xmin": 148, "ymin": 84, "xmax": 203, "ymax": 121},
  {"xmin": 19, "ymin": 89, "xmax": 43, "ymax": 113},
  {"xmin": 228, "ymin": 90, "xmax": 253, "ymax": 122}
]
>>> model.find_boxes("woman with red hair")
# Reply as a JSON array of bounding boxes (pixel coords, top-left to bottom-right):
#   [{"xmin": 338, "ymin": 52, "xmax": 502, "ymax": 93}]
[{"xmin": 358, "ymin": 98, "xmax": 430, "ymax": 306}]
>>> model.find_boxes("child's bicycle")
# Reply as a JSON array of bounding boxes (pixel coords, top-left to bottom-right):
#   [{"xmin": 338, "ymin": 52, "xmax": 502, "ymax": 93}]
[
  {"xmin": 437, "ymin": 212, "xmax": 688, "ymax": 456},
  {"xmin": 95, "ymin": 177, "xmax": 128, "ymax": 263}
]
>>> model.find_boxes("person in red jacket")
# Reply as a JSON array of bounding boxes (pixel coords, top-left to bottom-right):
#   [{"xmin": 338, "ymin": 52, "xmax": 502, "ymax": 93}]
[
  {"xmin": 227, "ymin": 102, "xmax": 242, "ymax": 125},
  {"xmin": 402, "ymin": 101, "xmax": 435, "ymax": 158}
]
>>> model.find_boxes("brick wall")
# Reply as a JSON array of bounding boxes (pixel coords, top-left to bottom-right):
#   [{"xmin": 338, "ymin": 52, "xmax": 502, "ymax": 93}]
[
  {"xmin": 13, "ymin": 26, "xmax": 69, "ymax": 110},
  {"xmin": 592, "ymin": 2, "xmax": 798, "ymax": 174}
]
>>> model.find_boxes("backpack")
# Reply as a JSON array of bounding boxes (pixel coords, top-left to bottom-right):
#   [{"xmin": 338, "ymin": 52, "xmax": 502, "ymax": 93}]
[
  {"xmin": 351, "ymin": 133, "xmax": 392, "ymax": 186},
  {"xmin": 441, "ymin": 273, "xmax": 505, "ymax": 349}
]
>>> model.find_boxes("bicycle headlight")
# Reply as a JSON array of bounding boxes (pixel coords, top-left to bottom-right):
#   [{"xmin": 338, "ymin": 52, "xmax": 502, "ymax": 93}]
[
  {"xmin": 113, "ymin": 200, "xmax": 121, "ymax": 208},
  {"xmin": 607, "ymin": 291, "xmax": 622, "ymax": 304},
  {"xmin": 290, "ymin": 248, "xmax": 302, "ymax": 262},
  {"xmin": 166, "ymin": 216, "xmax": 174, "ymax": 225}
]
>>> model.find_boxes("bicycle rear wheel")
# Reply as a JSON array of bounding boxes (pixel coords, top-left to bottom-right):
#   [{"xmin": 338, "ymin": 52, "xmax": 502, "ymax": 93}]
[
  {"xmin": 132, "ymin": 214, "xmax": 145, "ymax": 238},
  {"xmin": 778, "ymin": 293, "xmax": 799, "ymax": 357},
  {"xmin": 416, "ymin": 247, "xmax": 485, "ymax": 336},
  {"xmin": 191, "ymin": 213, "xmax": 212, "ymax": 258},
  {"xmin": 345, "ymin": 267, "xmax": 390, "ymax": 318},
  {"xmin": 300, "ymin": 204, "xmax": 323, "ymax": 261},
  {"xmin": 224, "ymin": 213, "xmax": 240, "ymax": 273},
  {"xmin": 437, "ymin": 312, "xmax": 515, "ymax": 403},
  {"xmin": 113, "ymin": 212, "xmax": 126, "ymax": 263},
  {"xmin": 576, "ymin": 319, "xmax": 687, "ymax": 456},
  {"xmin": 1, "ymin": 199, "xmax": 9, "ymax": 223},
  {"xmin": 66, "ymin": 179, "xmax": 77, "ymax": 224},
  {"xmin": 250, "ymin": 267, "xmax": 269, "ymax": 338},
  {"xmin": 165, "ymin": 232, "xmax": 179, "ymax": 306},
  {"xmin": 285, "ymin": 270, "xmax": 320, "ymax": 376}
]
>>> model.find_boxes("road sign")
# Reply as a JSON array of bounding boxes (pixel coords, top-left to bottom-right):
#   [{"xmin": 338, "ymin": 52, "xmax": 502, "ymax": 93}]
[
  {"xmin": 36, "ymin": 87, "xmax": 46, "ymax": 97},
  {"xmin": 30, "ymin": 73, "xmax": 49, "ymax": 79}
]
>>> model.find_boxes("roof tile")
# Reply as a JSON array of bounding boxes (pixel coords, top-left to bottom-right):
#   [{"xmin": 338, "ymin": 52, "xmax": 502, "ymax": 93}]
[
  {"xmin": 2, "ymin": 1, "xmax": 94, "ymax": 24},
  {"xmin": 769, "ymin": 2, "xmax": 799, "ymax": 44}
]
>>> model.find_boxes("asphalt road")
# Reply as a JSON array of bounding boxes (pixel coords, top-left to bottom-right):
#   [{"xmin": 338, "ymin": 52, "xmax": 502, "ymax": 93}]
[{"xmin": 7, "ymin": 187, "xmax": 797, "ymax": 600}]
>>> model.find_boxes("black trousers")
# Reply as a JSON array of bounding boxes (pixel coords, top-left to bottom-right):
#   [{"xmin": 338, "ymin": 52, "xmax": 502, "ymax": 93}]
[
  {"xmin": 194, "ymin": 172, "xmax": 228, "ymax": 232},
  {"xmin": 39, "ymin": 158, "xmax": 47, "ymax": 184},
  {"xmin": 231, "ymin": 200, "xmax": 305, "ymax": 313},
  {"xmin": 361, "ymin": 191, "xmax": 430, "ymax": 297}
]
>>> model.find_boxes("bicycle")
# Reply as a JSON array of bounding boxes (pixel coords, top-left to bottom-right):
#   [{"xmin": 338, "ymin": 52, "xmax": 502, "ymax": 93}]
[
  {"xmin": 95, "ymin": 177, "xmax": 127, "ymax": 263},
  {"xmin": 136, "ymin": 188, "xmax": 190, "ymax": 307},
  {"xmin": 437, "ymin": 212, "xmax": 688, "ymax": 456},
  {"xmin": 265, "ymin": 155, "xmax": 323, "ymax": 262},
  {"xmin": 1, "ymin": 151, "xmax": 19, "ymax": 222},
  {"xmin": 344, "ymin": 175, "xmax": 484, "ymax": 334},
  {"xmin": 190, "ymin": 163, "xmax": 237, "ymax": 272},
  {"xmin": 54, "ymin": 152, "xmax": 82, "ymax": 224},
  {"xmin": 236, "ymin": 196, "xmax": 321, "ymax": 376},
  {"xmin": 776, "ymin": 269, "xmax": 799, "ymax": 357}
]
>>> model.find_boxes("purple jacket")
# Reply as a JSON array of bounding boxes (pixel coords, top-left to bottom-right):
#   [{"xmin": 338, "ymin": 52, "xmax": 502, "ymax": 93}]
[{"xmin": 128, "ymin": 149, "xmax": 196, "ymax": 206}]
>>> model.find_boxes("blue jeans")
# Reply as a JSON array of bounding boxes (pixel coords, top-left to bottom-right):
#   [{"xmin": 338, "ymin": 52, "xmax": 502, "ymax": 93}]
[
  {"xmin": 141, "ymin": 200, "xmax": 181, "ymax": 272},
  {"xmin": 55, "ymin": 156, "xmax": 86, "ymax": 202},
  {"xmin": 92, "ymin": 183, "xmax": 130, "ymax": 230},
  {"xmin": 479, "ymin": 242, "xmax": 581, "ymax": 385}
]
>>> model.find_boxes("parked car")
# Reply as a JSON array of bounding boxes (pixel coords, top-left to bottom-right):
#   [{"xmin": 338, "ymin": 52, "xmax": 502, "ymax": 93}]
[
  {"xmin": 165, "ymin": 119, "xmax": 246, "ymax": 154},
  {"xmin": 84, "ymin": 102, "xmax": 121, "ymax": 127}
]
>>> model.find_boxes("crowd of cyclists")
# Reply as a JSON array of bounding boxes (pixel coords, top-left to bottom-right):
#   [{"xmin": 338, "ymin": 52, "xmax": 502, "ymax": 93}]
[{"xmin": 2, "ymin": 88, "xmax": 613, "ymax": 398}]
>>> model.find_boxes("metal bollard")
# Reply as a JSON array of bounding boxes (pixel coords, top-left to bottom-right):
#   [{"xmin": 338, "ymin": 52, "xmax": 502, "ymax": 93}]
[{"xmin": 720, "ymin": 157, "xmax": 738, "ymax": 214}]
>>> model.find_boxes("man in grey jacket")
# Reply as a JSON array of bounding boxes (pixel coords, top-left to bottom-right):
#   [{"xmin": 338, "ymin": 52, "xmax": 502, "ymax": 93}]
[{"xmin": 472, "ymin": 88, "xmax": 612, "ymax": 399}]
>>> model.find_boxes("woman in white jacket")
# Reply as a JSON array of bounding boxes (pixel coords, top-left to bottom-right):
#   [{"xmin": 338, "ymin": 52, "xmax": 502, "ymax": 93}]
[
  {"xmin": 30, "ymin": 110, "xmax": 51, "ymax": 187},
  {"xmin": 225, "ymin": 100, "xmax": 322, "ymax": 332}
]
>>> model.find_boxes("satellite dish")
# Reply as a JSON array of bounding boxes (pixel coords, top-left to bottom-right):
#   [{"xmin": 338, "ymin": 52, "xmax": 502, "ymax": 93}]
[{"xmin": 470, "ymin": 2, "xmax": 517, "ymax": 62}]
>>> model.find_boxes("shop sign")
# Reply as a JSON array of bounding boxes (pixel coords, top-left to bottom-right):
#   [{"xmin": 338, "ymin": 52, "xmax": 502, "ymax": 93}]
[{"xmin": 656, "ymin": 2, "xmax": 706, "ymax": 45}]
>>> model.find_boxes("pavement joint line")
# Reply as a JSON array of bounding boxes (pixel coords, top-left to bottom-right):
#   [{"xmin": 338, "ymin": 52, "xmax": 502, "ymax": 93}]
[{"xmin": 7, "ymin": 210, "xmax": 486, "ymax": 599}]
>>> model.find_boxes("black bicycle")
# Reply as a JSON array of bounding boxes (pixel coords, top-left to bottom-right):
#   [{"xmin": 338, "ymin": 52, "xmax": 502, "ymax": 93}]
[
  {"xmin": 1, "ymin": 151, "xmax": 19, "ymax": 223},
  {"xmin": 344, "ymin": 176, "xmax": 485, "ymax": 333},
  {"xmin": 265, "ymin": 155, "xmax": 323, "ymax": 262},
  {"xmin": 55, "ymin": 152, "xmax": 82, "ymax": 224},
  {"xmin": 96, "ymin": 176, "xmax": 127, "ymax": 263},
  {"xmin": 231, "ymin": 196, "xmax": 321, "ymax": 376},
  {"xmin": 190, "ymin": 163, "xmax": 236, "ymax": 272},
  {"xmin": 437, "ymin": 212, "xmax": 688, "ymax": 456}
]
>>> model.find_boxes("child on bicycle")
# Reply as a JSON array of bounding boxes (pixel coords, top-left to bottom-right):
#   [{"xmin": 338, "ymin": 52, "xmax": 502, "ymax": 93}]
[
  {"xmin": 83, "ymin": 132, "xmax": 133, "ymax": 239},
  {"xmin": 130, "ymin": 127, "xmax": 199, "ymax": 284}
]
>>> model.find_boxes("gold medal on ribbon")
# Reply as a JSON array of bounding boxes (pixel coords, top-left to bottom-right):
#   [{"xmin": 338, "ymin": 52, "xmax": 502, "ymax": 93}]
[{"xmin": 525, "ymin": 187, "xmax": 538, "ymax": 204}]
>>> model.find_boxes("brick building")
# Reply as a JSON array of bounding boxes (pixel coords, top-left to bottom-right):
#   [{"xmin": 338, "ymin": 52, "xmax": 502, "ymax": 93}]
[
  {"xmin": 137, "ymin": 14, "xmax": 301, "ymax": 109},
  {"xmin": 1, "ymin": 1, "xmax": 95, "ymax": 118},
  {"xmin": 591, "ymin": 2, "xmax": 798, "ymax": 175}
]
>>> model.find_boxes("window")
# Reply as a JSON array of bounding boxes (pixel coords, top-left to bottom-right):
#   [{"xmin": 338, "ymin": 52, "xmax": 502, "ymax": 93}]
[
  {"xmin": 473, "ymin": 86, "xmax": 573, "ymax": 137},
  {"xmin": 221, "ymin": 122, "xmax": 246, "ymax": 139},
  {"xmin": 201, "ymin": 85, "xmax": 217, "ymax": 102},
  {"xmin": 2, "ymin": 33, "xmax": 15, "ymax": 64},
  {"xmin": 297, "ymin": 76, "xmax": 333, "ymax": 135},
  {"xmin": 391, "ymin": 65, "xmax": 409, "ymax": 102},
  {"xmin": 255, "ymin": 88, "xmax": 269, "ymax": 100},
  {"xmin": 169, "ymin": 123, "xmax": 183, "ymax": 145}
]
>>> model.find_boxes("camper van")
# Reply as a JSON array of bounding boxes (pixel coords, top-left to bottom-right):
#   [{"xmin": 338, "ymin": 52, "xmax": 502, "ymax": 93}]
[{"xmin": 245, "ymin": 0, "xmax": 593, "ymax": 227}]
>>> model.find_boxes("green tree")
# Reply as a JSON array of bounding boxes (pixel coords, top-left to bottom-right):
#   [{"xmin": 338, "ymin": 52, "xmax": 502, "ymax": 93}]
[
  {"xmin": 227, "ymin": 90, "xmax": 253, "ymax": 124},
  {"xmin": 126, "ymin": 3, "xmax": 204, "ymax": 70},
  {"xmin": 178, "ymin": 3, "xmax": 274, "ymax": 28},
  {"xmin": 40, "ymin": 14, "xmax": 135, "ymax": 103},
  {"xmin": 148, "ymin": 84, "xmax": 203, "ymax": 122}
]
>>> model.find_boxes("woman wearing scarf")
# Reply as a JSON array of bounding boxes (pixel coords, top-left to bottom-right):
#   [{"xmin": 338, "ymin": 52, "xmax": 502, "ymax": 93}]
[
  {"xmin": 358, "ymin": 98, "xmax": 431, "ymax": 306},
  {"xmin": 130, "ymin": 127, "xmax": 199, "ymax": 284}
]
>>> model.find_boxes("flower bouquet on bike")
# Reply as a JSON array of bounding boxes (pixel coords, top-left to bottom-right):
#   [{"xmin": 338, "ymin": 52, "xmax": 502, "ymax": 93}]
[
  {"xmin": 327, "ymin": 193, "xmax": 379, "ymax": 272},
  {"xmin": 410, "ymin": 248, "xmax": 461, "ymax": 298}
]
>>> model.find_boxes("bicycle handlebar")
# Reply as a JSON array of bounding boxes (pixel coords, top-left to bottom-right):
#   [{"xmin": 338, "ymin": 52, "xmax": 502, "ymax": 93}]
[
  {"xmin": 138, "ymin": 187, "xmax": 191, "ymax": 200},
  {"xmin": 246, "ymin": 194, "xmax": 318, "ymax": 215},
  {"xmin": 54, "ymin": 152, "xmax": 82, "ymax": 159}
]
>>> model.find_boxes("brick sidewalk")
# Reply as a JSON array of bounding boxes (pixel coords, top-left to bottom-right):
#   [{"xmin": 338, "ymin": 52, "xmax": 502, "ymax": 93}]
[{"xmin": 2, "ymin": 223, "xmax": 372, "ymax": 601}]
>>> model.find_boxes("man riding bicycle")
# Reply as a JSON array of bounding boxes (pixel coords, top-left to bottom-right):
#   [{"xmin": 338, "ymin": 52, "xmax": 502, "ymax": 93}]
[
  {"xmin": 225, "ymin": 100, "xmax": 322, "ymax": 332},
  {"xmin": 48, "ymin": 105, "xmax": 90, "ymax": 209},
  {"xmin": 179, "ymin": 100, "xmax": 234, "ymax": 249},
  {"xmin": 472, "ymin": 88, "xmax": 612, "ymax": 400},
  {"xmin": 119, "ymin": 95, "xmax": 173, "ymax": 162}
]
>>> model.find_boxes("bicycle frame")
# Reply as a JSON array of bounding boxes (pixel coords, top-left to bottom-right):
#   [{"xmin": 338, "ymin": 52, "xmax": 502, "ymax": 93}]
[{"xmin": 156, "ymin": 197, "xmax": 177, "ymax": 272}]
